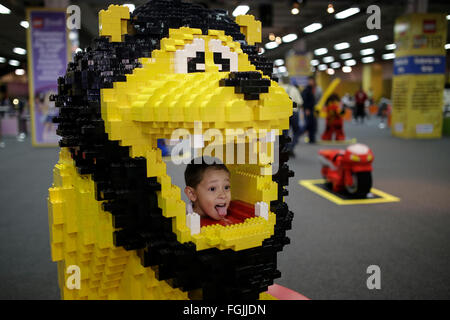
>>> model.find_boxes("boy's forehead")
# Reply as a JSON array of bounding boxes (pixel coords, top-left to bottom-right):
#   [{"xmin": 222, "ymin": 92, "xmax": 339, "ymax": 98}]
[{"xmin": 202, "ymin": 168, "xmax": 230, "ymax": 181}]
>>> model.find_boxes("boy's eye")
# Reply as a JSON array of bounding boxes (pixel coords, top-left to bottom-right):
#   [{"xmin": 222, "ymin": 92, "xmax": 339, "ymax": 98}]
[
  {"xmin": 209, "ymin": 187, "xmax": 216, "ymax": 192},
  {"xmin": 225, "ymin": 185, "xmax": 230, "ymax": 190}
]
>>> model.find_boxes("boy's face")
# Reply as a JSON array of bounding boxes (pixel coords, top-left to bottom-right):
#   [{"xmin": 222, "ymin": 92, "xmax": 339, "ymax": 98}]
[{"xmin": 185, "ymin": 168, "xmax": 231, "ymax": 220}]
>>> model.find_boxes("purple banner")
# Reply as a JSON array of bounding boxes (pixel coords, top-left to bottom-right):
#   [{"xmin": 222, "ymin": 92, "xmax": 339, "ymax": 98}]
[{"xmin": 29, "ymin": 10, "xmax": 68, "ymax": 146}]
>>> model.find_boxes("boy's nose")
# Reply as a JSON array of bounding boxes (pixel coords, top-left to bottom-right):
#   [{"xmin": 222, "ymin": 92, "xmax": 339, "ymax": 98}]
[
  {"xmin": 219, "ymin": 71, "xmax": 271, "ymax": 100},
  {"xmin": 217, "ymin": 189, "xmax": 227, "ymax": 198}
]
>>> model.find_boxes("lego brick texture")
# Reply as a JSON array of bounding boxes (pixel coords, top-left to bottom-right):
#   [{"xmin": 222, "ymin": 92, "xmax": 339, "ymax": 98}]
[{"xmin": 48, "ymin": 0, "xmax": 294, "ymax": 300}]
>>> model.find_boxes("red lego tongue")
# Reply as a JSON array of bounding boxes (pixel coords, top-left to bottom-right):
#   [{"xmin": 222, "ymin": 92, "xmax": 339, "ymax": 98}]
[{"xmin": 201, "ymin": 201, "xmax": 254, "ymax": 227}]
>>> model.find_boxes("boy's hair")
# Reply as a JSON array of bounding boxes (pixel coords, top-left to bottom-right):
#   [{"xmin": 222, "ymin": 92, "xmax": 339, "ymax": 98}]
[
  {"xmin": 326, "ymin": 93, "xmax": 340, "ymax": 105},
  {"xmin": 185, "ymin": 157, "xmax": 230, "ymax": 188}
]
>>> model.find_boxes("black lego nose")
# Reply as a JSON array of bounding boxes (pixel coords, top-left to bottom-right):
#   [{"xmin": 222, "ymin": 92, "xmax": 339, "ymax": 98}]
[{"xmin": 219, "ymin": 71, "xmax": 271, "ymax": 100}]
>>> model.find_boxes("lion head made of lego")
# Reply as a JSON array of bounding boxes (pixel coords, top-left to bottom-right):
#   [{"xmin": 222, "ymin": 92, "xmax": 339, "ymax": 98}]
[{"xmin": 48, "ymin": 0, "xmax": 294, "ymax": 300}]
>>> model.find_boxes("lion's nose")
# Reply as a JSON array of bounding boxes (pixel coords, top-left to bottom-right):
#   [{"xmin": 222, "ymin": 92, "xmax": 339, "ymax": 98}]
[{"xmin": 219, "ymin": 71, "xmax": 271, "ymax": 100}]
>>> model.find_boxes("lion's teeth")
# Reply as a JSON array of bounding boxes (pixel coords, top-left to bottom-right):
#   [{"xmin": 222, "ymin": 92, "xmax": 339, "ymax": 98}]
[
  {"xmin": 255, "ymin": 201, "xmax": 269, "ymax": 220},
  {"xmin": 187, "ymin": 212, "xmax": 201, "ymax": 235}
]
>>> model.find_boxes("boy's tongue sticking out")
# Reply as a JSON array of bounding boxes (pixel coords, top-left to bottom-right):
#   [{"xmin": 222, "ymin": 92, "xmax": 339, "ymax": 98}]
[{"xmin": 215, "ymin": 204, "xmax": 227, "ymax": 218}]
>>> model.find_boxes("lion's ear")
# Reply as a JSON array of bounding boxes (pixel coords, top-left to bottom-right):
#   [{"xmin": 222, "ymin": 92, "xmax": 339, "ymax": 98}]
[
  {"xmin": 235, "ymin": 15, "xmax": 262, "ymax": 45},
  {"xmin": 99, "ymin": 4, "xmax": 130, "ymax": 42}
]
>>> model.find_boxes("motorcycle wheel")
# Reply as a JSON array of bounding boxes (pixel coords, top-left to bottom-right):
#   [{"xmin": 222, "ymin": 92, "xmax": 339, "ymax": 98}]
[{"xmin": 345, "ymin": 172, "xmax": 372, "ymax": 198}]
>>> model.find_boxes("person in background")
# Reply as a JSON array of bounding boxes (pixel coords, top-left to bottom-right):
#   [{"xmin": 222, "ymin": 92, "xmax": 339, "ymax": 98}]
[
  {"xmin": 15, "ymin": 99, "xmax": 27, "ymax": 142},
  {"xmin": 367, "ymin": 87, "xmax": 374, "ymax": 106},
  {"xmin": 342, "ymin": 93, "xmax": 355, "ymax": 121},
  {"xmin": 377, "ymin": 97, "xmax": 391, "ymax": 129},
  {"xmin": 342, "ymin": 93, "xmax": 352, "ymax": 110},
  {"xmin": 366, "ymin": 87, "xmax": 374, "ymax": 120},
  {"xmin": 0, "ymin": 85, "xmax": 11, "ymax": 148},
  {"xmin": 354, "ymin": 87, "xmax": 368, "ymax": 124},
  {"xmin": 301, "ymin": 76, "xmax": 318, "ymax": 144},
  {"xmin": 279, "ymin": 76, "xmax": 303, "ymax": 157},
  {"xmin": 314, "ymin": 83, "xmax": 323, "ymax": 106}
]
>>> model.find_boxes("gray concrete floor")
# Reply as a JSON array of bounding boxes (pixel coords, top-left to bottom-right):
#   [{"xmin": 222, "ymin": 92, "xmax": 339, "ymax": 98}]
[{"xmin": 1, "ymin": 117, "xmax": 449, "ymax": 299}]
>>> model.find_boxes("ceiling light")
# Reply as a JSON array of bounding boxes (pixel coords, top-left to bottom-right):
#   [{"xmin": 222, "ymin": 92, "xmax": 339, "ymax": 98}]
[
  {"xmin": 278, "ymin": 66, "xmax": 287, "ymax": 73},
  {"xmin": 318, "ymin": 64, "xmax": 327, "ymax": 71},
  {"xmin": 265, "ymin": 41, "xmax": 278, "ymax": 50},
  {"xmin": 0, "ymin": 4, "xmax": 11, "ymax": 14},
  {"xmin": 310, "ymin": 59, "xmax": 319, "ymax": 66},
  {"xmin": 445, "ymin": 43, "xmax": 450, "ymax": 50},
  {"xmin": 345, "ymin": 59, "xmax": 356, "ymax": 66},
  {"xmin": 275, "ymin": 36, "xmax": 282, "ymax": 44},
  {"xmin": 362, "ymin": 56, "xmax": 375, "ymax": 63},
  {"xmin": 314, "ymin": 48, "xmax": 328, "ymax": 56},
  {"xmin": 13, "ymin": 47, "xmax": 27, "ymax": 55},
  {"xmin": 123, "ymin": 4, "xmax": 135, "ymax": 13},
  {"xmin": 69, "ymin": 31, "xmax": 78, "ymax": 41},
  {"xmin": 303, "ymin": 23, "xmax": 322, "ymax": 33},
  {"xmin": 385, "ymin": 43, "xmax": 396, "ymax": 50},
  {"xmin": 0, "ymin": 57, "xmax": 5, "ymax": 63},
  {"xmin": 330, "ymin": 62, "xmax": 341, "ymax": 69},
  {"xmin": 269, "ymin": 33, "xmax": 275, "ymax": 41},
  {"xmin": 342, "ymin": 66, "xmax": 352, "ymax": 73},
  {"xmin": 447, "ymin": 15, "xmax": 450, "ymax": 20},
  {"xmin": 274, "ymin": 59, "xmax": 284, "ymax": 66},
  {"xmin": 15, "ymin": 69, "xmax": 25, "ymax": 76},
  {"xmin": 232, "ymin": 5, "xmax": 250, "ymax": 17},
  {"xmin": 323, "ymin": 56, "xmax": 334, "ymax": 63},
  {"xmin": 327, "ymin": 4, "xmax": 335, "ymax": 14},
  {"xmin": 360, "ymin": 48, "xmax": 375, "ymax": 56},
  {"xmin": 13, "ymin": 98, "xmax": 19, "ymax": 105},
  {"xmin": 360, "ymin": 35, "xmax": 379, "ymax": 43},
  {"xmin": 327, "ymin": 68, "xmax": 335, "ymax": 75},
  {"xmin": 335, "ymin": 7, "xmax": 360, "ymax": 19},
  {"xmin": 340, "ymin": 53, "xmax": 352, "ymax": 59},
  {"xmin": 9, "ymin": 60, "xmax": 20, "ymax": 66},
  {"xmin": 258, "ymin": 48, "xmax": 265, "ymax": 55},
  {"xmin": 334, "ymin": 42, "xmax": 350, "ymax": 50},
  {"xmin": 291, "ymin": 2, "xmax": 300, "ymax": 15},
  {"xmin": 382, "ymin": 53, "xmax": 395, "ymax": 60},
  {"xmin": 282, "ymin": 33, "xmax": 298, "ymax": 43},
  {"xmin": 20, "ymin": 21, "xmax": 29, "ymax": 29}
]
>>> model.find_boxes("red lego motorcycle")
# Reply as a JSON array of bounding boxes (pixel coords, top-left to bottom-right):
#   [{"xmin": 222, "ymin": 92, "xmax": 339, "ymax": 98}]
[{"xmin": 319, "ymin": 143, "xmax": 374, "ymax": 198}]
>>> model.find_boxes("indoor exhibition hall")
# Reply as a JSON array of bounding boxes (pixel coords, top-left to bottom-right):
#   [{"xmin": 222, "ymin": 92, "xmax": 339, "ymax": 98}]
[{"xmin": 0, "ymin": 0, "xmax": 449, "ymax": 301}]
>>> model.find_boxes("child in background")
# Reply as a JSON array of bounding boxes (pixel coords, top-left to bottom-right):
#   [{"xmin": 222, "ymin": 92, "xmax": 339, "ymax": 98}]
[
  {"xmin": 321, "ymin": 93, "xmax": 346, "ymax": 141},
  {"xmin": 184, "ymin": 157, "xmax": 231, "ymax": 221}
]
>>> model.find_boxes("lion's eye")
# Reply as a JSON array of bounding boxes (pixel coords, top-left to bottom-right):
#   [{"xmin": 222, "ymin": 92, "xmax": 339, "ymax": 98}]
[
  {"xmin": 213, "ymin": 52, "xmax": 230, "ymax": 72},
  {"xmin": 187, "ymin": 51, "xmax": 205, "ymax": 73},
  {"xmin": 209, "ymin": 39, "xmax": 238, "ymax": 72},
  {"xmin": 175, "ymin": 38, "xmax": 206, "ymax": 74},
  {"xmin": 174, "ymin": 38, "xmax": 238, "ymax": 73}
]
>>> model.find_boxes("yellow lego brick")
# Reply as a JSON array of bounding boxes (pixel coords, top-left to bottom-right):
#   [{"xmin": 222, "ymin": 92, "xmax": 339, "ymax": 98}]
[
  {"xmin": 99, "ymin": 5, "xmax": 130, "ymax": 42},
  {"xmin": 235, "ymin": 15, "xmax": 262, "ymax": 45}
]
